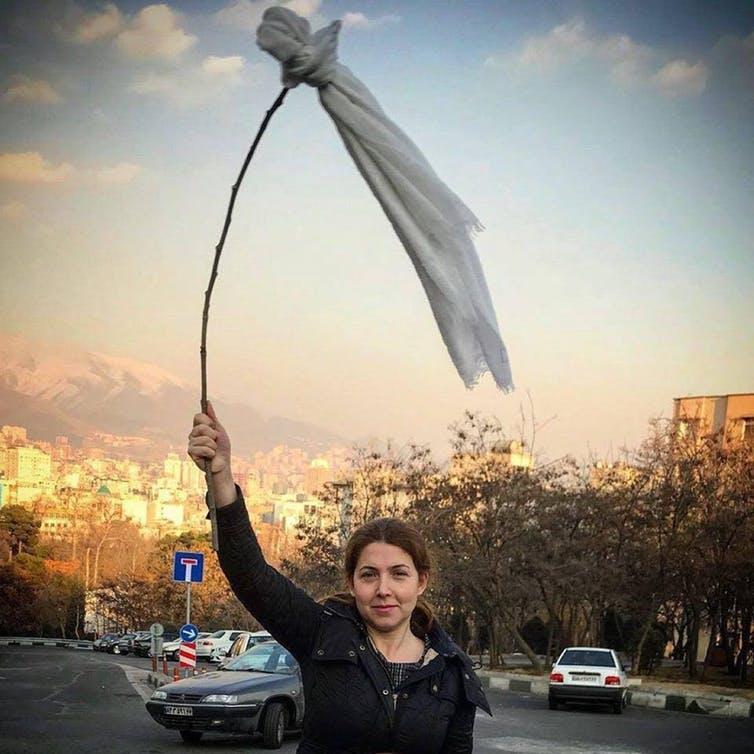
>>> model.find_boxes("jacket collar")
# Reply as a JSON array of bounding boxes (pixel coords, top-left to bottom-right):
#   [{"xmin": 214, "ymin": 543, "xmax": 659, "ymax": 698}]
[{"xmin": 322, "ymin": 598, "xmax": 461, "ymax": 659}]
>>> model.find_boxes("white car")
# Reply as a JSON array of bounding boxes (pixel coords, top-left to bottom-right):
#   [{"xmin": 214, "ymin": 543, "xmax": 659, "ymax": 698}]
[
  {"xmin": 196, "ymin": 630, "xmax": 246, "ymax": 660},
  {"xmin": 157, "ymin": 632, "xmax": 211, "ymax": 661},
  {"xmin": 548, "ymin": 647, "xmax": 628, "ymax": 714},
  {"xmin": 210, "ymin": 630, "xmax": 274, "ymax": 664}
]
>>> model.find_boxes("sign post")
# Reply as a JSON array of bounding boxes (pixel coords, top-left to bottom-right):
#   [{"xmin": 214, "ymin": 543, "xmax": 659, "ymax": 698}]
[
  {"xmin": 149, "ymin": 622, "xmax": 164, "ymax": 672},
  {"xmin": 173, "ymin": 553, "xmax": 204, "ymax": 678}
]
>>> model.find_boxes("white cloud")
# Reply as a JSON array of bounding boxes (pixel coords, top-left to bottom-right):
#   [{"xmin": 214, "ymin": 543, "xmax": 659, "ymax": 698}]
[
  {"xmin": 0, "ymin": 152, "xmax": 142, "ymax": 186},
  {"xmin": 72, "ymin": 2, "xmax": 125, "ymax": 43},
  {"xmin": 502, "ymin": 18, "xmax": 653, "ymax": 85},
  {"xmin": 341, "ymin": 12, "xmax": 401, "ymax": 31},
  {"xmin": 116, "ymin": 4, "xmax": 196, "ymax": 61},
  {"xmin": 496, "ymin": 18, "xmax": 709, "ymax": 98},
  {"xmin": 0, "ymin": 201, "xmax": 29, "ymax": 220},
  {"xmin": 214, "ymin": 0, "xmax": 321, "ymax": 32},
  {"xmin": 129, "ymin": 59, "xmax": 254, "ymax": 106},
  {"xmin": 652, "ymin": 59, "xmax": 708, "ymax": 97},
  {"xmin": 3, "ymin": 75, "xmax": 63, "ymax": 104},
  {"xmin": 95, "ymin": 162, "xmax": 142, "ymax": 184},
  {"xmin": 0, "ymin": 152, "xmax": 74, "ymax": 184},
  {"xmin": 202, "ymin": 55, "xmax": 245, "ymax": 76},
  {"xmin": 129, "ymin": 72, "xmax": 176, "ymax": 96}
]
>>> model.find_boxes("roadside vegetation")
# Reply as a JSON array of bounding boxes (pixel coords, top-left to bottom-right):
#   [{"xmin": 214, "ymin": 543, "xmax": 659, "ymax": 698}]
[{"xmin": 1, "ymin": 412, "xmax": 752, "ymax": 691}]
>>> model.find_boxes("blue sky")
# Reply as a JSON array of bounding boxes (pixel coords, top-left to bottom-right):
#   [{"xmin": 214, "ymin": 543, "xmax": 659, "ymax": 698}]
[{"xmin": 1, "ymin": 1, "xmax": 752, "ymax": 461}]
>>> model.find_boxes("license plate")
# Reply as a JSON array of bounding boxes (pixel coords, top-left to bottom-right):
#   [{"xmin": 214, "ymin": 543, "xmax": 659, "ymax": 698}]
[
  {"xmin": 571, "ymin": 674, "xmax": 598, "ymax": 682},
  {"xmin": 165, "ymin": 706, "xmax": 193, "ymax": 716}
]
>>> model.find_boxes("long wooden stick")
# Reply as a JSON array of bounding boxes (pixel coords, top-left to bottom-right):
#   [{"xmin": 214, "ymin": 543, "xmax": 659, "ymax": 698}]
[{"xmin": 201, "ymin": 87, "xmax": 289, "ymax": 551}]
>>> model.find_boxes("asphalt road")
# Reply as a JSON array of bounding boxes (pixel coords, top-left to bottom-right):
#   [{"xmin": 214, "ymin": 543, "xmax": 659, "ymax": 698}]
[{"xmin": 0, "ymin": 646, "xmax": 751, "ymax": 753}]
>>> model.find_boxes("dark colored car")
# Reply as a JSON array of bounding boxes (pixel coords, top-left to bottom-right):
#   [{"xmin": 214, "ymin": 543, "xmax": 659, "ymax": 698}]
[
  {"xmin": 145, "ymin": 641, "xmax": 303, "ymax": 748},
  {"xmin": 133, "ymin": 631, "xmax": 156, "ymax": 657},
  {"xmin": 94, "ymin": 633, "xmax": 121, "ymax": 652},
  {"xmin": 112, "ymin": 632, "xmax": 142, "ymax": 655},
  {"xmin": 133, "ymin": 630, "xmax": 179, "ymax": 657}
]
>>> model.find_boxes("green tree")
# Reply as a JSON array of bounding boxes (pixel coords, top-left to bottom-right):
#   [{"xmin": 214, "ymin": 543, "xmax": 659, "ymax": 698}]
[{"xmin": 0, "ymin": 505, "xmax": 41, "ymax": 560}]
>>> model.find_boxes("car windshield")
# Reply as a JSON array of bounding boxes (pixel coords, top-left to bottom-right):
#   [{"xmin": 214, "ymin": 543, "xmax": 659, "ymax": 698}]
[
  {"xmin": 210, "ymin": 630, "xmax": 226, "ymax": 638},
  {"xmin": 559, "ymin": 649, "xmax": 616, "ymax": 667},
  {"xmin": 225, "ymin": 643, "xmax": 297, "ymax": 675}
]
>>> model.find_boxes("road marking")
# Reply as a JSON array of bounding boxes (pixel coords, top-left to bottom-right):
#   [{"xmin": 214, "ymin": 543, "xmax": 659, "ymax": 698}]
[
  {"xmin": 478, "ymin": 737, "xmax": 646, "ymax": 754},
  {"xmin": 115, "ymin": 663, "xmax": 153, "ymax": 703}
]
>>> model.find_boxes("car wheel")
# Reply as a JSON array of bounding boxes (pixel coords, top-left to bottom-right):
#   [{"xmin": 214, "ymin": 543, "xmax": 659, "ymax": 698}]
[
  {"xmin": 612, "ymin": 700, "xmax": 623, "ymax": 714},
  {"xmin": 548, "ymin": 698, "xmax": 558, "ymax": 711},
  {"xmin": 179, "ymin": 730, "xmax": 203, "ymax": 743},
  {"xmin": 262, "ymin": 702, "xmax": 287, "ymax": 749},
  {"xmin": 173, "ymin": 649, "xmax": 181, "ymax": 661}
]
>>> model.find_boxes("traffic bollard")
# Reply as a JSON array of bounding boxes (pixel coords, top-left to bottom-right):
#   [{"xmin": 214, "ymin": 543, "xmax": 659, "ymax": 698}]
[
  {"xmin": 162, "ymin": 658, "xmax": 168, "ymax": 675},
  {"xmin": 151, "ymin": 656, "xmax": 157, "ymax": 672},
  {"xmin": 173, "ymin": 666, "xmax": 180, "ymax": 682}
]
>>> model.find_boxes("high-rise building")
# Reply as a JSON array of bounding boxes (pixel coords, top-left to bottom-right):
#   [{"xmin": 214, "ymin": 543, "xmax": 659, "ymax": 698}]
[
  {"xmin": 673, "ymin": 393, "xmax": 754, "ymax": 446},
  {"xmin": 7, "ymin": 447, "xmax": 52, "ymax": 483},
  {"xmin": 163, "ymin": 453, "xmax": 182, "ymax": 482},
  {"xmin": 304, "ymin": 458, "xmax": 332, "ymax": 495}
]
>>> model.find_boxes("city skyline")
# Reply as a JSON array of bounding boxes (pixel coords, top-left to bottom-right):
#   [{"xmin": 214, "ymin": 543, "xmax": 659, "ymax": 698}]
[{"xmin": 2, "ymin": 1, "xmax": 753, "ymax": 462}]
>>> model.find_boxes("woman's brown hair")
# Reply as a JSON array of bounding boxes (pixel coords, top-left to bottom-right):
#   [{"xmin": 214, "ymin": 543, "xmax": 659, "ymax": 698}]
[{"xmin": 327, "ymin": 517, "xmax": 435, "ymax": 636}]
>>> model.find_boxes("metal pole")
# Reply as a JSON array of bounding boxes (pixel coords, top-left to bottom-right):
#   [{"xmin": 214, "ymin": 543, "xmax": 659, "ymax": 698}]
[{"xmin": 185, "ymin": 581, "xmax": 192, "ymax": 680}]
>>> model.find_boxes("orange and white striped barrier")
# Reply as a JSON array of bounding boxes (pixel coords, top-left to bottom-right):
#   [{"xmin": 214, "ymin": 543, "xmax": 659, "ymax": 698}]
[{"xmin": 179, "ymin": 641, "xmax": 196, "ymax": 669}]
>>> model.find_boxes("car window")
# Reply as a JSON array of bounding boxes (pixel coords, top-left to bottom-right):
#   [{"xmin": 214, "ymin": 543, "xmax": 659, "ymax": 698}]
[
  {"xmin": 559, "ymin": 649, "xmax": 616, "ymax": 667},
  {"xmin": 210, "ymin": 630, "xmax": 225, "ymax": 638},
  {"xmin": 230, "ymin": 632, "xmax": 242, "ymax": 640},
  {"xmin": 226, "ymin": 643, "xmax": 297, "ymax": 674},
  {"xmin": 229, "ymin": 636, "xmax": 245, "ymax": 656}
]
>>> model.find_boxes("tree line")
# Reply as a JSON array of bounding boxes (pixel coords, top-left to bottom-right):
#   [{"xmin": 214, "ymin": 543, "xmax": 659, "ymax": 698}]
[
  {"xmin": 282, "ymin": 413, "xmax": 754, "ymax": 680},
  {"xmin": 2, "ymin": 411, "xmax": 752, "ymax": 682}
]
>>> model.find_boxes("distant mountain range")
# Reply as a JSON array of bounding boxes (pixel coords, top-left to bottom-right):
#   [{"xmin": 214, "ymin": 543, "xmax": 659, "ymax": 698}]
[{"xmin": 0, "ymin": 332, "xmax": 344, "ymax": 456}]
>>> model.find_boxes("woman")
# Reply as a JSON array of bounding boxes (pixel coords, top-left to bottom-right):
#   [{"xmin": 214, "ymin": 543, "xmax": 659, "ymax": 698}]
[{"xmin": 188, "ymin": 403, "xmax": 490, "ymax": 753}]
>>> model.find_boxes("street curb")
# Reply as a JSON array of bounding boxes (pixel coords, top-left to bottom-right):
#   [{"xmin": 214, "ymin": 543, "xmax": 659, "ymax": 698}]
[
  {"xmin": 478, "ymin": 671, "xmax": 754, "ymax": 720},
  {"xmin": 0, "ymin": 637, "xmax": 93, "ymax": 650},
  {"xmin": 147, "ymin": 671, "xmax": 171, "ymax": 689},
  {"xmin": 626, "ymin": 689, "xmax": 754, "ymax": 718}
]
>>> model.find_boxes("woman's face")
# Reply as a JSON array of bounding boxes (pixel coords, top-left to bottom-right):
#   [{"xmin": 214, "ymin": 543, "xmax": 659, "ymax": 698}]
[{"xmin": 348, "ymin": 541, "xmax": 428, "ymax": 634}]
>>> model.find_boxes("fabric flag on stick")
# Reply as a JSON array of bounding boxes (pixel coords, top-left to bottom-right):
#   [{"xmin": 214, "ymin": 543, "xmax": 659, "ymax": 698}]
[{"xmin": 256, "ymin": 7, "xmax": 513, "ymax": 392}]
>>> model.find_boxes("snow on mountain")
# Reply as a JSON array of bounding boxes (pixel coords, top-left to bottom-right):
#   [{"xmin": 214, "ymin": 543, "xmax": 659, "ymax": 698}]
[
  {"xmin": 0, "ymin": 332, "xmax": 343, "ymax": 454},
  {"xmin": 0, "ymin": 332, "xmax": 189, "ymax": 407}
]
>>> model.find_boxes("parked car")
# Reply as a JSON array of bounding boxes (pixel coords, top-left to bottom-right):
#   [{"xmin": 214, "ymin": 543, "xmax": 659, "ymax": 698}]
[
  {"xmin": 548, "ymin": 647, "xmax": 628, "ymax": 714},
  {"xmin": 210, "ymin": 631, "xmax": 274, "ymax": 665},
  {"xmin": 114, "ymin": 631, "xmax": 150, "ymax": 656},
  {"xmin": 94, "ymin": 633, "xmax": 121, "ymax": 652},
  {"xmin": 146, "ymin": 641, "xmax": 303, "ymax": 748},
  {"xmin": 196, "ymin": 630, "xmax": 246, "ymax": 660},
  {"xmin": 156, "ymin": 632, "xmax": 211, "ymax": 661}
]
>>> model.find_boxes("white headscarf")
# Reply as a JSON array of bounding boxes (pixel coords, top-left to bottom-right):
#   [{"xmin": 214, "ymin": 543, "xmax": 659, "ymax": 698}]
[{"xmin": 257, "ymin": 7, "xmax": 513, "ymax": 392}]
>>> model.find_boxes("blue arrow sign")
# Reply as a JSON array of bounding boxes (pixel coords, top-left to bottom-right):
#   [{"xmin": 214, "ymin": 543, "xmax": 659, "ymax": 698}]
[
  {"xmin": 180, "ymin": 623, "xmax": 199, "ymax": 642},
  {"xmin": 172, "ymin": 551, "xmax": 204, "ymax": 583}
]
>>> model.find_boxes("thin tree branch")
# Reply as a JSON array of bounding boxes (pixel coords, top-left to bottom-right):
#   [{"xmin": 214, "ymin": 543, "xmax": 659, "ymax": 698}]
[{"xmin": 201, "ymin": 86, "xmax": 289, "ymax": 550}]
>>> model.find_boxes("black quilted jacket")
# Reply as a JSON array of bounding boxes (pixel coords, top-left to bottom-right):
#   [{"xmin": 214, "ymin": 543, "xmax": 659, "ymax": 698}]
[{"xmin": 215, "ymin": 489, "xmax": 491, "ymax": 753}]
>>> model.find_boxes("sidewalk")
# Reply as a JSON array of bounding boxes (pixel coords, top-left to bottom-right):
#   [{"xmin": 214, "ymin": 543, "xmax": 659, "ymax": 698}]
[{"xmin": 478, "ymin": 669, "xmax": 754, "ymax": 719}]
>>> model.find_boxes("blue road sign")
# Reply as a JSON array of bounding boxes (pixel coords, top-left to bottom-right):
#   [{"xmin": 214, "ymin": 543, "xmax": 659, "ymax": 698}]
[
  {"xmin": 172, "ymin": 551, "xmax": 204, "ymax": 583},
  {"xmin": 180, "ymin": 623, "xmax": 199, "ymax": 642}
]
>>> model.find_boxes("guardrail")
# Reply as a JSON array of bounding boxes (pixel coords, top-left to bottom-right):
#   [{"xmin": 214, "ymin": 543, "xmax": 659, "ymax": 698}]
[{"xmin": 0, "ymin": 636, "xmax": 93, "ymax": 650}]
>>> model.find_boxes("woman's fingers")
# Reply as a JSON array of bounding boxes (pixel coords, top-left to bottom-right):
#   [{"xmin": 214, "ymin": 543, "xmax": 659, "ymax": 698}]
[
  {"xmin": 189, "ymin": 425, "xmax": 219, "ymax": 440},
  {"xmin": 190, "ymin": 435, "xmax": 217, "ymax": 449}
]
